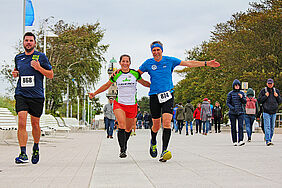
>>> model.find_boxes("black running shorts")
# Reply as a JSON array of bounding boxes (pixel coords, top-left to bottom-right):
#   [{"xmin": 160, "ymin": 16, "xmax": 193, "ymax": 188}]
[
  {"xmin": 149, "ymin": 93, "xmax": 174, "ymax": 119},
  {"xmin": 15, "ymin": 95, "xmax": 44, "ymax": 118}
]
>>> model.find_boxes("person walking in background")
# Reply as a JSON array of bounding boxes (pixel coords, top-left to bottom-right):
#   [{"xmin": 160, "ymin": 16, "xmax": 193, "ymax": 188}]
[
  {"xmin": 175, "ymin": 103, "xmax": 185, "ymax": 134},
  {"xmin": 258, "ymin": 79, "xmax": 281, "ymax": 146},
  {"xmin": 184, "ymin": 99, "xmax": 194, "ymax": 135},
  {"xmin": 143, "ymin": 111, "xmax": 150, "ymax": 129},
  {"xmin": 257, "ymin": 103, "xmax": 265, "ymax": 139},
  {"xmin": 103, "ymin": 97, "xmax": 116, "ymax": 139},
  {"xmin": 213, "ymin": 101, "xmax": 222, "ymax": 133},
  {"xmin": 226, "ymin": 79, "xmax": 246, "ymax": 146},
  {"xmin": 208, "ymin": 99, "xmax": 213, "ymax": 133},
  {"xmin": 201, "ymin": 98, "xmax": 211, "ymax": 135},
  {"xmin": 193, "ymin": 103, "xmax": 202, "ymax": 134},
  {"xmin": 245, "ymin": 88, "xmax": 259, "ymax": 142},
  {"xmin": 172, "ymin": 105, "xmax": 178, "ymax": 132},
  {"xmin": 136, "ymin": 110, "xmax": 144, "ymax": 129}
]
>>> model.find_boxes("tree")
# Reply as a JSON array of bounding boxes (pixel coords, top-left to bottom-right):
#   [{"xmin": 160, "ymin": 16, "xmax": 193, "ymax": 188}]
[
  {"xmin": 1, "ymin": 19, "xmax": 108, "ymax": 115},
  {"xmin": 37, "ymin": 20, "xmax": 109, "ymax": 114},
  {"xmin": 174, "ymin": 0, "xmax": 281, "ymax": 113},
  {"xmin": 137, "ymin": 96, "xmax": 150, "ymax": 113}
]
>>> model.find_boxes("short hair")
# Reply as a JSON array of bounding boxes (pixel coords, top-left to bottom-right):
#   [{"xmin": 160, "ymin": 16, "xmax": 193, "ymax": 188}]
[
  {"xmin": 119, "ymin": 54, "xmax": 131, "ymax": 63},
  {"xmin": 23, "ymin": 32, "xmax": 36, "ymax": 41},
  {"xmin": 150, "ymin": 41, "xmax": 163, "ymax": 48}
]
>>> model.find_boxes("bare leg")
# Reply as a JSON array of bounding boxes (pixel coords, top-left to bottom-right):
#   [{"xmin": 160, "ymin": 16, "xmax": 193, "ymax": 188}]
[
  {"xmin": 17, "ymin": 111, "xmax": 28, "ymax": 147},
  {"xmin": 30, "ymin": 115, "xmax": 41, "ymax": 143}
]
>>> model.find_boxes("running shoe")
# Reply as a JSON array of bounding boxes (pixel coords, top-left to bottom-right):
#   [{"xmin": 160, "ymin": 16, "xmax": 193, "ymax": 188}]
[
  {"xmin": 149, "ymin": 141, "xmax": 157, "ymax": 158},
  {"xmin": 238, "ymin": 141, "xmax": 245, "ymax": 146},
  {"xmin": 31, "ymin": 149, "xmax": 39, "ymax": 164},
  {"xmin": 159, "ymin": 150, "xmax": 172, "ymax": 162},
  {"xmin": 233, "ymin": 142, "xmax": 237, "ymax": 146},
  {"xmin": 15, "ymin": 153, "xmax": 28, "ymax": 164},
  {"xmin": 119, "ymin": 152, "xmax": 127, "ymax": 158}
]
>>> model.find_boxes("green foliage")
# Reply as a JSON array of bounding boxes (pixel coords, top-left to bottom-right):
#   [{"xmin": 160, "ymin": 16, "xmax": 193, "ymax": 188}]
[
  {"xmin": 175, "ymin": 0, "xmax": 281, "ymax": 114},
  {"xmin": 36, "ymin": 20, "xmax": 109, "ymax": 114},
  {"xmin": 137, "ymin": 96, "xmax": 150, "ymax": 113},
  {"xmin": 0, "ymin": 19, "xmax": 108, "ymax": 117},
  {"xmin": 0, "ymin": 96, "xmax": 16, "ymax": 115}
]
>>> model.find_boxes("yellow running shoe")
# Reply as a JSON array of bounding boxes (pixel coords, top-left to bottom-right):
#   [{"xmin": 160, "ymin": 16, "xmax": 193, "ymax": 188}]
[{"xmin": 159, "ymin": 150, "xmax": 172, "ymax": 162}]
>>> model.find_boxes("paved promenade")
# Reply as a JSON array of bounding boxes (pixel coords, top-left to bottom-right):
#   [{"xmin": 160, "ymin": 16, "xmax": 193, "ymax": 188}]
[{"xmin": 0, "ymin": 129, "xmax": 282, "ymax": 188}]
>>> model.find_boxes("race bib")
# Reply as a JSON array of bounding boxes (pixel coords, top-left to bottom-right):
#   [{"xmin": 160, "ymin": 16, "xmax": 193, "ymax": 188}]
[
  {"xmin": 157, "ymin": 91, "xmax": 172, "ymax": 103},
  {"xmin": 21, "ymin": 76, "xmax": 35, "ymax": 87}
]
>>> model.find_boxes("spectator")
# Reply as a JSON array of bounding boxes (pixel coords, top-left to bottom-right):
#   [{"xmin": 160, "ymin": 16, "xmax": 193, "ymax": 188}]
[
  {"xmin": 258, "ymin": 78, "xmax": 281, "ymax": 146},
  {"xmin": 136, "ymin": 111, "xmax": 144, "ymax": 129},
  {"xmin": 244, "ymin": 88, "xmax": 259, "ymax": 142},
  {"xmin": 226, "ymin": 79, "xmax": 246, "ymax": 146},
  {"xmin": 213, "ymin": 101, "xmax": 222, "ymax": 133},
  {"xmin": 257, "ymin": 103, "xmax": 265, "ymax": 138},
  {"xmin": 175, "ymin": 103, "xmax": 185, "ymax": 134},
  {"xmin": 172, "ymin": 105, "xmax": 178, "ymax": 132},
  {"xmin": 184, "ymin": 99, "xmax": 194, "ymax": 135},
  {"xmin": 103, "ymin": 97, "xmax": 116, "ymax": 139},
  {"xmin": 208, "ymin": 99, "xmax": 213, "ymax": 133},
  {"xmin": 193, "ymin": 103, "xmax": 202, "ymax": 133},
  {"xmin": 144, "ymin": 111, "xmax": 150, "ymax": 129},
  {"xmin": 201, "ymin": 98, "xmax": 212, "ymax": 135}
]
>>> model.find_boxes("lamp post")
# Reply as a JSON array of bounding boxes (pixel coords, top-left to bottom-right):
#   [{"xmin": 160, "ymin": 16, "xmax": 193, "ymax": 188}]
[
  {"xmin": 66, "ymin": 62, "xmax": 80, "ymax": 118},
  {"xmin": 42, "ymin": 16, "xmax": 55, "ymax": 115}
]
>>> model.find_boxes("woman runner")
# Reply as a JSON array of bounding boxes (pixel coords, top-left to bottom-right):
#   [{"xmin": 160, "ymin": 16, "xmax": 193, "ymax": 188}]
[{"xmin": 89, "ymin": 54, "xmax": 150, "ymax": 158}]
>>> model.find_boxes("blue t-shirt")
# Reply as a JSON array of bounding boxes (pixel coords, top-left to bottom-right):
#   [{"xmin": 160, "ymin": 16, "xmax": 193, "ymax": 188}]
[
  {"xmin": 15, "ymin": 51, "xmax": 52, "ymax": 98},
  {"xmin": 139, "ymin": 56, "xmax": 181, "ymax": 95}
]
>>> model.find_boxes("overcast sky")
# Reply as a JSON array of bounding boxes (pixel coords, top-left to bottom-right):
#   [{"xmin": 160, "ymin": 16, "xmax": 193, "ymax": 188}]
[{"xmin": 0, "ymin": 0, "xmax": 259, "ymax": 105}]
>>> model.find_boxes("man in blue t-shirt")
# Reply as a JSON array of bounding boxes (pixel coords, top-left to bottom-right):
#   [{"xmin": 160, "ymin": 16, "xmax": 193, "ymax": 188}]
[
  {"xmin": 138, "ymin": 41, "xmax": 220, "ymax": 162},
  {"xmin": 12, "ymin": 32, "xmax": 54, "ymax": 164}
]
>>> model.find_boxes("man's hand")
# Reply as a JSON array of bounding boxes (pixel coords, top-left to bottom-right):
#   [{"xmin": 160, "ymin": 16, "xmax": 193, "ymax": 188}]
[
  {"xmin": 31, "ymin": 60, "xmax": 41, "ymax": 71},
  {"xmin": 265, "ymin": 92, "xmax": 269, "ymax": 97},
  {"xmin": 89, "ymin": 92, "xmax": 95, "ymax": 99},
  {"xmin": 12, "ymin": 68, "xmax": 19, "ymax": 78},
  {"xmin": 238, "ymin": 93, "xmax": 243, "ymax": 98},
  {"xmin": 274, "ymin": 92, "xmax": 278, "ymax": 97},
  {"xmin": 207, "ymin": 59, "xmax": 220, "ymax": 67}
]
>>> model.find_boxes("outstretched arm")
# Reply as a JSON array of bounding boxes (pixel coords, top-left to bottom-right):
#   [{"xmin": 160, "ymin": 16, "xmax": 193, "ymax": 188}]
[
  {"xmin": 138, "ymin": 78, "xmax": 150, "ymax": 88},
  {"xmin": 179, "ymin": 59, "xmax": 220, "ymax": 68},
  {"xmin": 89, "ymin": 80, "xmax": 112, "ymax": 99}
]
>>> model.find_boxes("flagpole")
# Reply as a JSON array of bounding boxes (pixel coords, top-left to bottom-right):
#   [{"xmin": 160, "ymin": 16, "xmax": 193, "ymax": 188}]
[{"xmin": 23, "ymin": 0, "xmax": 26, "ymax": 35}]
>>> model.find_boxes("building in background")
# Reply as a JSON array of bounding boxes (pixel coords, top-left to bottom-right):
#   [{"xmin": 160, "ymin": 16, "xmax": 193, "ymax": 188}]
[{"xmin": 106, "ymin": 57, "xmax": 118, "ymax": 99}]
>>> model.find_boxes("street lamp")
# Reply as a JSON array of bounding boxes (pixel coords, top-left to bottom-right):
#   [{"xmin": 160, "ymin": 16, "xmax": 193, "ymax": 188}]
[
  {"xmin": 43, "ymin": 16, "xmax": 57, "ymax": 115},
  {"xmin": 66, "ymin": 62, "xmax": 80, "ymax": 118}
]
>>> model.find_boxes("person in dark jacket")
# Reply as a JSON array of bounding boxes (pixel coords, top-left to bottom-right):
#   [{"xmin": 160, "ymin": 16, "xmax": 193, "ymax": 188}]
[
  {"xmin": 258, "ymin": 79, "xmax": 281, "ymax": 146},
  {"xmin": 175, "ymin": 103, "xmax": 185, "ymax": 134},
  {"xmin": 244, "ymin": 88, "xmax": 259, "ymax": 142},
  {"xmin": 143, "ymin": 111, "xmax": 151, "ymax": 129},
  {"xmin": 213, "ymin": 101, "xmax": 222, "ymax": 133},
  {"xmin": 184, "ymin": 99, "xmax": 194, "ymax": 135},
  {"xmin": 136, "ymin": 111, "xmax": 143, "ymax": 129},
  {"xmin": 226, "ymin": 79, "xmax": 246, "ymax": 146}
]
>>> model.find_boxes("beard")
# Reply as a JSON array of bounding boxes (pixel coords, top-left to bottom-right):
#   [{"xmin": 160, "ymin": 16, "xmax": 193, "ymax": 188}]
[{"xmin": 24, "ymin": 46, "xmax": 35, "ymax": 53}]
